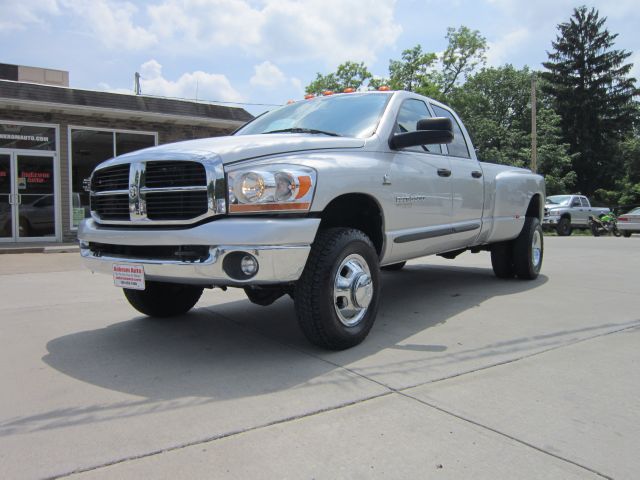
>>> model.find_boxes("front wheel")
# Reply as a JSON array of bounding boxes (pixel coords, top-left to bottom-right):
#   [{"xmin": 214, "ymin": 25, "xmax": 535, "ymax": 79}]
[
  {"xmin": 295, "ymin": 228, "xmax": 380, "ymax": 350},
  {"xmin": 123, "ymin": 281, "xmax": 203, "ymax": 317},
  {"xmin": 623, "ymin": 231, "xmax": 632, "ymax": 238},
  {"xmin": 556, "ymin": 217, "xmax": 572, "ymax": 236}
]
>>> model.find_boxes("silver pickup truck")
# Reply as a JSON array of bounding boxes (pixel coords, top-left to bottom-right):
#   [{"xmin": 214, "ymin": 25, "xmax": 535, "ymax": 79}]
[
  {"xmin": 543, "ymin": 194, "xmax": 609, "ymax": 236},
  {"xmin": 79, "ymin": 91, "xmax": 545, "ymax": 350}
]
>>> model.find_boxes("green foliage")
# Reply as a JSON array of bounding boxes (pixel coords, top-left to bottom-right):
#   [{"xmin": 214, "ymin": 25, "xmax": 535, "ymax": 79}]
[
  {"xmin": 438, "ymin": 26, "xmax": 487, "ymax": 96},
  {"xmin": 449, "ymin": 65, "xmax": 575, "ymax": 194},
  {"xmin": 388, "ymin": 45, "xmax": 438, "ymax": 92},
  {"xmin": 542, "ymin": 6, "xmax": 639, "ymax": 195},
  {"xmin": 305, "ymin": 61, "xmax": 372, "ymax": 95}
]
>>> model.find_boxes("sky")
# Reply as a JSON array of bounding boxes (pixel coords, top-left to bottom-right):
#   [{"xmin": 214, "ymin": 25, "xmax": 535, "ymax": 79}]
[{"xmin": 1, "ymin": 0, "xmax": 639, "ymax": 116}]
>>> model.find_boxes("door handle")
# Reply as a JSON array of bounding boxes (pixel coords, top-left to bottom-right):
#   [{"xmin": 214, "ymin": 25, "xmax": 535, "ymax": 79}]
[
  {"xmin": 471, "ymin": 170, "xmax": 483, "ymax": 178},
  {"xmin": 8, "ymin": 194, "xmax": 14, "ymax": 205},
  {"xmin": 17, "ymin": 194, "xmax": 22, "ymax": 205},
  {"xmin": 437, "ymin": 168, "xmax": 451, "ymax": 177}
]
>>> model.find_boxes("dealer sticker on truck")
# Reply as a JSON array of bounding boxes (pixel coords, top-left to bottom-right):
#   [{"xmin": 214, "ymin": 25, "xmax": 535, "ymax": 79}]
[{"xmin": 113, "ymin": 264, "xmax": 145, "ymax": 290}]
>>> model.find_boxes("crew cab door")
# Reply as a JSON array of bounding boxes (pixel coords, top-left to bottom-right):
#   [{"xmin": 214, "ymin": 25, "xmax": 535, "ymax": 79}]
[
  {"xmin": 431, "ymin": 103, "xmax": 484, "ymax": 248},
  {"xmin": 387, "ymin": 98, "xmax": 453, "ymax": 260}
]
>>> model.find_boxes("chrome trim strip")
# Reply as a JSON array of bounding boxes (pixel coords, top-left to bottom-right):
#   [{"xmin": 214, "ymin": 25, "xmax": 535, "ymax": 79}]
[
  {"xmin": 394, "ymin": 222, "xmax": 481, "ymax": 244},
  {"xmin": 93, "ymin": 190, "xmax": 129, "ymax": 196},
  {"xmin": 129, "ymin": 161, "xmax": 147, "ymax": 221},
  {"xmin": 140, "ymin": 186, "xmax": 208, "ymax": 193}
]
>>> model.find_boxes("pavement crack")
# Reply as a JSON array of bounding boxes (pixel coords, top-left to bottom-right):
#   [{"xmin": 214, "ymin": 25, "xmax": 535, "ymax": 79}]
[
  {"xmin": 49, "ymin": 391, "xmax": 393, "ymax": 479},
  {"xmin": 397, "ymin": 391, "xmax": 614, "ymax": 480}
]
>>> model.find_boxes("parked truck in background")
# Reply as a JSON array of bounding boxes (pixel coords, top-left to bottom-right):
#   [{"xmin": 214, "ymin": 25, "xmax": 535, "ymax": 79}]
[
  {"xmin": 79, "ymin": 90, "xmax": 545, "ymax": 350},
  {"xmin": 543, "ymin": 194, "xmax": 610, "ymax": 236}
]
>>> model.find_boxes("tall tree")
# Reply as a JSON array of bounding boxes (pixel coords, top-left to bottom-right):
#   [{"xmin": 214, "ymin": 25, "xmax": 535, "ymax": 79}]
[
  {"xmin": 305, "ymin": 61, "xmax": 372, "ymax": 95},
  {"xmin": 542, "ymin": 6, "xmax": 638, "ymax": 195},
  {"xmin": 388, "ymin": 45, "xmax": 438, "ymax": 92},
  {"xmin": 438, "ymin": 26, "xmax": 487, "ymax": 96}
]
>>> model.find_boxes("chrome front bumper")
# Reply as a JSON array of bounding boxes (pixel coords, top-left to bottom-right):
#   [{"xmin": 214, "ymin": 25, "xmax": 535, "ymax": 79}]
[{"xmin": 78, "ymin": 217, "xmax": 320, "ymax": 286}]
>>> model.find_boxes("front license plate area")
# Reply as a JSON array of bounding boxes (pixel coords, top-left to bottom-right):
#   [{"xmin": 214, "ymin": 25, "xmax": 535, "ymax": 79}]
[{"xmin": 113, "ymin": 264, "xmax": 146, "ymax": 290}]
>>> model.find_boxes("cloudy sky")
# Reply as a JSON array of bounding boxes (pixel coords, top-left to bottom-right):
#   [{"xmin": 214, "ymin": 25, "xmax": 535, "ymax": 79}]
[{"xmin": 1, "ymin": 0, "xmax": 639, "ymax": 115}]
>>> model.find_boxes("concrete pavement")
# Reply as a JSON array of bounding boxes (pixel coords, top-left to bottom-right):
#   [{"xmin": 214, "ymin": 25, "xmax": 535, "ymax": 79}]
[{"xmin": 0, "ymin": 236, "xmax": 638, "ymax": 479}]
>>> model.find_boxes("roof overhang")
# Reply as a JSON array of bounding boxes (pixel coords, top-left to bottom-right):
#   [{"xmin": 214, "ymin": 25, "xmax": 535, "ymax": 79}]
[{"xmin": 0, "ymin": 97, "xmax": 247, "ymax": 129}]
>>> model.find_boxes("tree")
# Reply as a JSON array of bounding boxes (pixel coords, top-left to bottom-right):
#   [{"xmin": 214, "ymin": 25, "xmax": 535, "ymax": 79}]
[
  {"xmin": 305, "ymin": 61, "xmax": 372, "ymax": 94},
  {"xmin": 542, "ymin": 6, "xmax": 638, "ymax": 195},
  {"xmin": 388, "ymin": 45, "xmax": 438, "ymax": 92},
  {"xmin": 438, "ymin": 26, "xmax": 487, "ymax": 96},
  {"xmin": 450, "ymin": 65, "xmax": 575, "ymax": 194}
]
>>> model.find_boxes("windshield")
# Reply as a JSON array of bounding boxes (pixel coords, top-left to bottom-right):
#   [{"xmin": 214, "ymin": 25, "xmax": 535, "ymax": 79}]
[
  {"xmin": 547, "ymin": 195, "xmax": 572, "ymax": 206},
  {"xmin": 235, "ymin": 93, "xmax": 391, "ymax": 138}
]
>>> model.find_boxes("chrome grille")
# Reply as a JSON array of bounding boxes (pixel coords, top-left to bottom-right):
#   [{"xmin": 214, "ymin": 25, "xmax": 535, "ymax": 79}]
[{"xmin": 90, "ymin": 158, "xmax": 224, "ymax": 225}]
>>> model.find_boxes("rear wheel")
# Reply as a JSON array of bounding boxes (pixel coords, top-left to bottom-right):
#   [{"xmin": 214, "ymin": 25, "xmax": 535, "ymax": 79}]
[
  {"xmin": 295, "ymin": 228, "xmax": 380, "ymax": 350},
  {"xmin": 513, "ymin": 217, "xmax": 543, "ymax": 280},
  {"xmin": 490, "ymin": 242, "xmax": 515, "ymax": 278},
  {"xmin": 123, "ymin": 281, "xmax": 203, "ymax": 317},
  {"xmin": 623, "ymin": 231, "xmax": 632, "ymax": 238}
]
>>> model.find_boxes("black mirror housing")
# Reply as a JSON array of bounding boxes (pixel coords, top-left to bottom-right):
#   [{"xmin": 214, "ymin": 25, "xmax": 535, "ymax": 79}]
[{"xmin": 389, "ymin": 117, "xmax": 454, "ymax": 150}]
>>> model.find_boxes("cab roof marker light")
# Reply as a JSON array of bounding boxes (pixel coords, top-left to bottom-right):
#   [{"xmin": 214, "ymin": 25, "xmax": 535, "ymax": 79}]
[
  {"xmin": 343, "ymin": 88, "xmax": 355, "ymax": 93},
  {"xmin": 378, "ymin": 86, "xmax": 391, "ymax": 91},
  {"xmin": 304, "ymin": 94, "xmax": 315, "ymax": 100}
]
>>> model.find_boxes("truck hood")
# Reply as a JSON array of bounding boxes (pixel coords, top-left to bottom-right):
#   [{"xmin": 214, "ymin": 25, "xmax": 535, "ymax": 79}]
[{"xmin": 111, "ymin": 134, "xmax": 366, "ymax": 166}]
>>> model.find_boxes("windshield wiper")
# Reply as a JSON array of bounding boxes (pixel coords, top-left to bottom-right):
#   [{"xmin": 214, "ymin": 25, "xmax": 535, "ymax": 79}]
[{"xmin": 262, "ymin": 128, "xmax": 341, "ymax": 137}]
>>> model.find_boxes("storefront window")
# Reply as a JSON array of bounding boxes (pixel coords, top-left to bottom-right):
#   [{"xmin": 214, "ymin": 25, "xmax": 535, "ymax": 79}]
[
  {"xmin": 70, "ymin": 129, "xmax": 156, "ymax": 227},
  {"xmin": 0, "ymin": 123, "xmax": 56, "ymax": 151}
]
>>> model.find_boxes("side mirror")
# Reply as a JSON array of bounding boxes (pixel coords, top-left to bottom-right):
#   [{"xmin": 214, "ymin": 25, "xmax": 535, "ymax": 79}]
[{"xmin": 389, "ymin": 117, "xmax": 453, "ymax": 150}]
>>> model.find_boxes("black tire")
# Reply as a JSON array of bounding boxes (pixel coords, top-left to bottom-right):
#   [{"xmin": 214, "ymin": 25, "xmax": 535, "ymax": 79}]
[
  {"xmin": 513, "ymin": 217, "xmax": 543, "ymax": 280},
  {"xmin": 590, "ymin": 222, "xmax": 600, "ymax": 236},
  {"xmin": 490, "ymin": 241, "xmax": 515, "ymax": 278},
  {"xmin": 623, "ymin": 231, "xmax": 632, "ymax": 238},
  {"xmin": 381, "ymin": 261, "xmax": 406, "ymax": 271},
  {"xmin": 556, "ymin": 217, "xmax": 572, "ymax": 236},
  {"xmin": 123, "ymin": 281, "xmax": 203, "ymax": 317},
  {"xmin": 294, "ymin": 228, "xmax": 380, "ymax": 350},
  {"xmin": 613, "ymin": 227, "xmax": 622, "ymax": 237}
]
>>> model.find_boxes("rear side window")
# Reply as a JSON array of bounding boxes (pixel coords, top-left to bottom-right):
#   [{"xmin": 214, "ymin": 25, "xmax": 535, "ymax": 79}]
[
  {"xmin": 431, "ymin": 104, "xmax": 470, "ymax": 159},
  {"xmin": 395, "ymin": 99, "xmax": 442, "ymax": 154},
  {"xmin": 580, "ymin": 197, "xmax": 590, "ymax": 207}
]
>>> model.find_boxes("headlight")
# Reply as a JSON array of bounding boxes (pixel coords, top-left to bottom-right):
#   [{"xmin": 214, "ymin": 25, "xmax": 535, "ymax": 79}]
[{"xmin": 227, "ymin": 165, "xmax": 316, "ymax": 213}]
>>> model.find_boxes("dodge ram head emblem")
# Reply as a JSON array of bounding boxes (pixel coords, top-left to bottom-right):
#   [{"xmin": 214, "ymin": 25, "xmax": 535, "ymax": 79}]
[{"xmin": 129, "ymin": 184, "xmax": 138, "ymax": 199}]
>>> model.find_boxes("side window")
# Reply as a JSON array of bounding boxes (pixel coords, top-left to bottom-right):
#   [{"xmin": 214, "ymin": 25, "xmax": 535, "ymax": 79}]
[
  {"xmin": 431, "ymin": 104, "xmax": 470, "ymax": 159},
  {"xmin": 395, "ymin": 99, "xmax": 442, "ymax": 154},
  {"xmin": 580, "ymin": 197, "xmax": 590, "ymax": 207},
  {"xmin": 571, "ymin": 197, "xmax": 581, "ymax": 207}
]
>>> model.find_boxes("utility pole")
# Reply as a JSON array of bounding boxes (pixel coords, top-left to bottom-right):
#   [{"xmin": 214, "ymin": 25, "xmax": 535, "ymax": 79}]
[
  {"xmin": 134, "ymin": 72, "xmax": 141, "ymax": 95},
  {"xmin": 531, "ymin": 73, "xmax": 537, "ymax": 173}
]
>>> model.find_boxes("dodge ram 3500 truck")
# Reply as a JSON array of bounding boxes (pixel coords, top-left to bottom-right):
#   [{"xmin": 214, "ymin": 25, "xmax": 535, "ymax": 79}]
[
  {"xmin": 79, "ymin": 91, "xmax": 545, "ymax": 350},
  {"xmin": 542, "ymin": 194, "xmax": 609, "ymax": 236}
]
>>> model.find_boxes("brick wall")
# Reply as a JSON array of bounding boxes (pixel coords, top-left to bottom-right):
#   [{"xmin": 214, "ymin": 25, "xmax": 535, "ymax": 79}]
[{"xmin": 0, "ymin": 109, "xmax": 234, "ymax": 242}]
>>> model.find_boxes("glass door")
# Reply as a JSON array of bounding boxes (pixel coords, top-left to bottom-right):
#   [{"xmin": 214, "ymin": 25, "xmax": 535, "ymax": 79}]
[
  {"xmin": 15, "ymin": 154, "xmax": 56, "ymax": 239},
  {"xmin": 0, "ymin": 154, "xmax": 12, "ymax": 240}
]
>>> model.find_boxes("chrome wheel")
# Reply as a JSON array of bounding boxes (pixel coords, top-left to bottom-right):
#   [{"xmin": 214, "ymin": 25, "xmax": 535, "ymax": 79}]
[
  {"xmin": 532, "ymin": 229, "xmax": 542, "ymax": 268},
  {"xmin": 333, "ymin": 253, "xmax": 373, "ymax": 327}
]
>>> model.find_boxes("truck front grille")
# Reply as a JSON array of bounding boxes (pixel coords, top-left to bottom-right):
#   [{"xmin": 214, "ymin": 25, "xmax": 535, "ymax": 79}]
[
  {"xmin": 91, "ymin": 194, "xmax": 129, "ymax": 220},
  {"xmin": 146, "ymin": 191, "xmax": 209, "ymax": 220},
  {"xmin": 91, "ymin": 164, "xmax": 130, "ymax": 192},
  {"xmin": 90, "ymin": 158, "xmax": 223, "ymax": 226}
]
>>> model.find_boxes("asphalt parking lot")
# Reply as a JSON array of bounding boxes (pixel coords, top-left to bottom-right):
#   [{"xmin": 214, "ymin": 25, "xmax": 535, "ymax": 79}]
[{"xmin": 1, "ymin": 236, "xmax": 639, "ymax": 479}]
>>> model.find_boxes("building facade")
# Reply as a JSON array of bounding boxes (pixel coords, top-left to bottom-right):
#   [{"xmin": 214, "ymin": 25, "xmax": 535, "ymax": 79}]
[{"xmin": 0, "ymin": 66, "xmax": 252, "ymax": 244}]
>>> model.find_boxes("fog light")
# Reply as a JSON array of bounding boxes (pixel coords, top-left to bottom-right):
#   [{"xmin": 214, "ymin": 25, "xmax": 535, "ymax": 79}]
[{"xmin": 240, "ymin": 254, "xmax": 258, "ymax": 276}]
